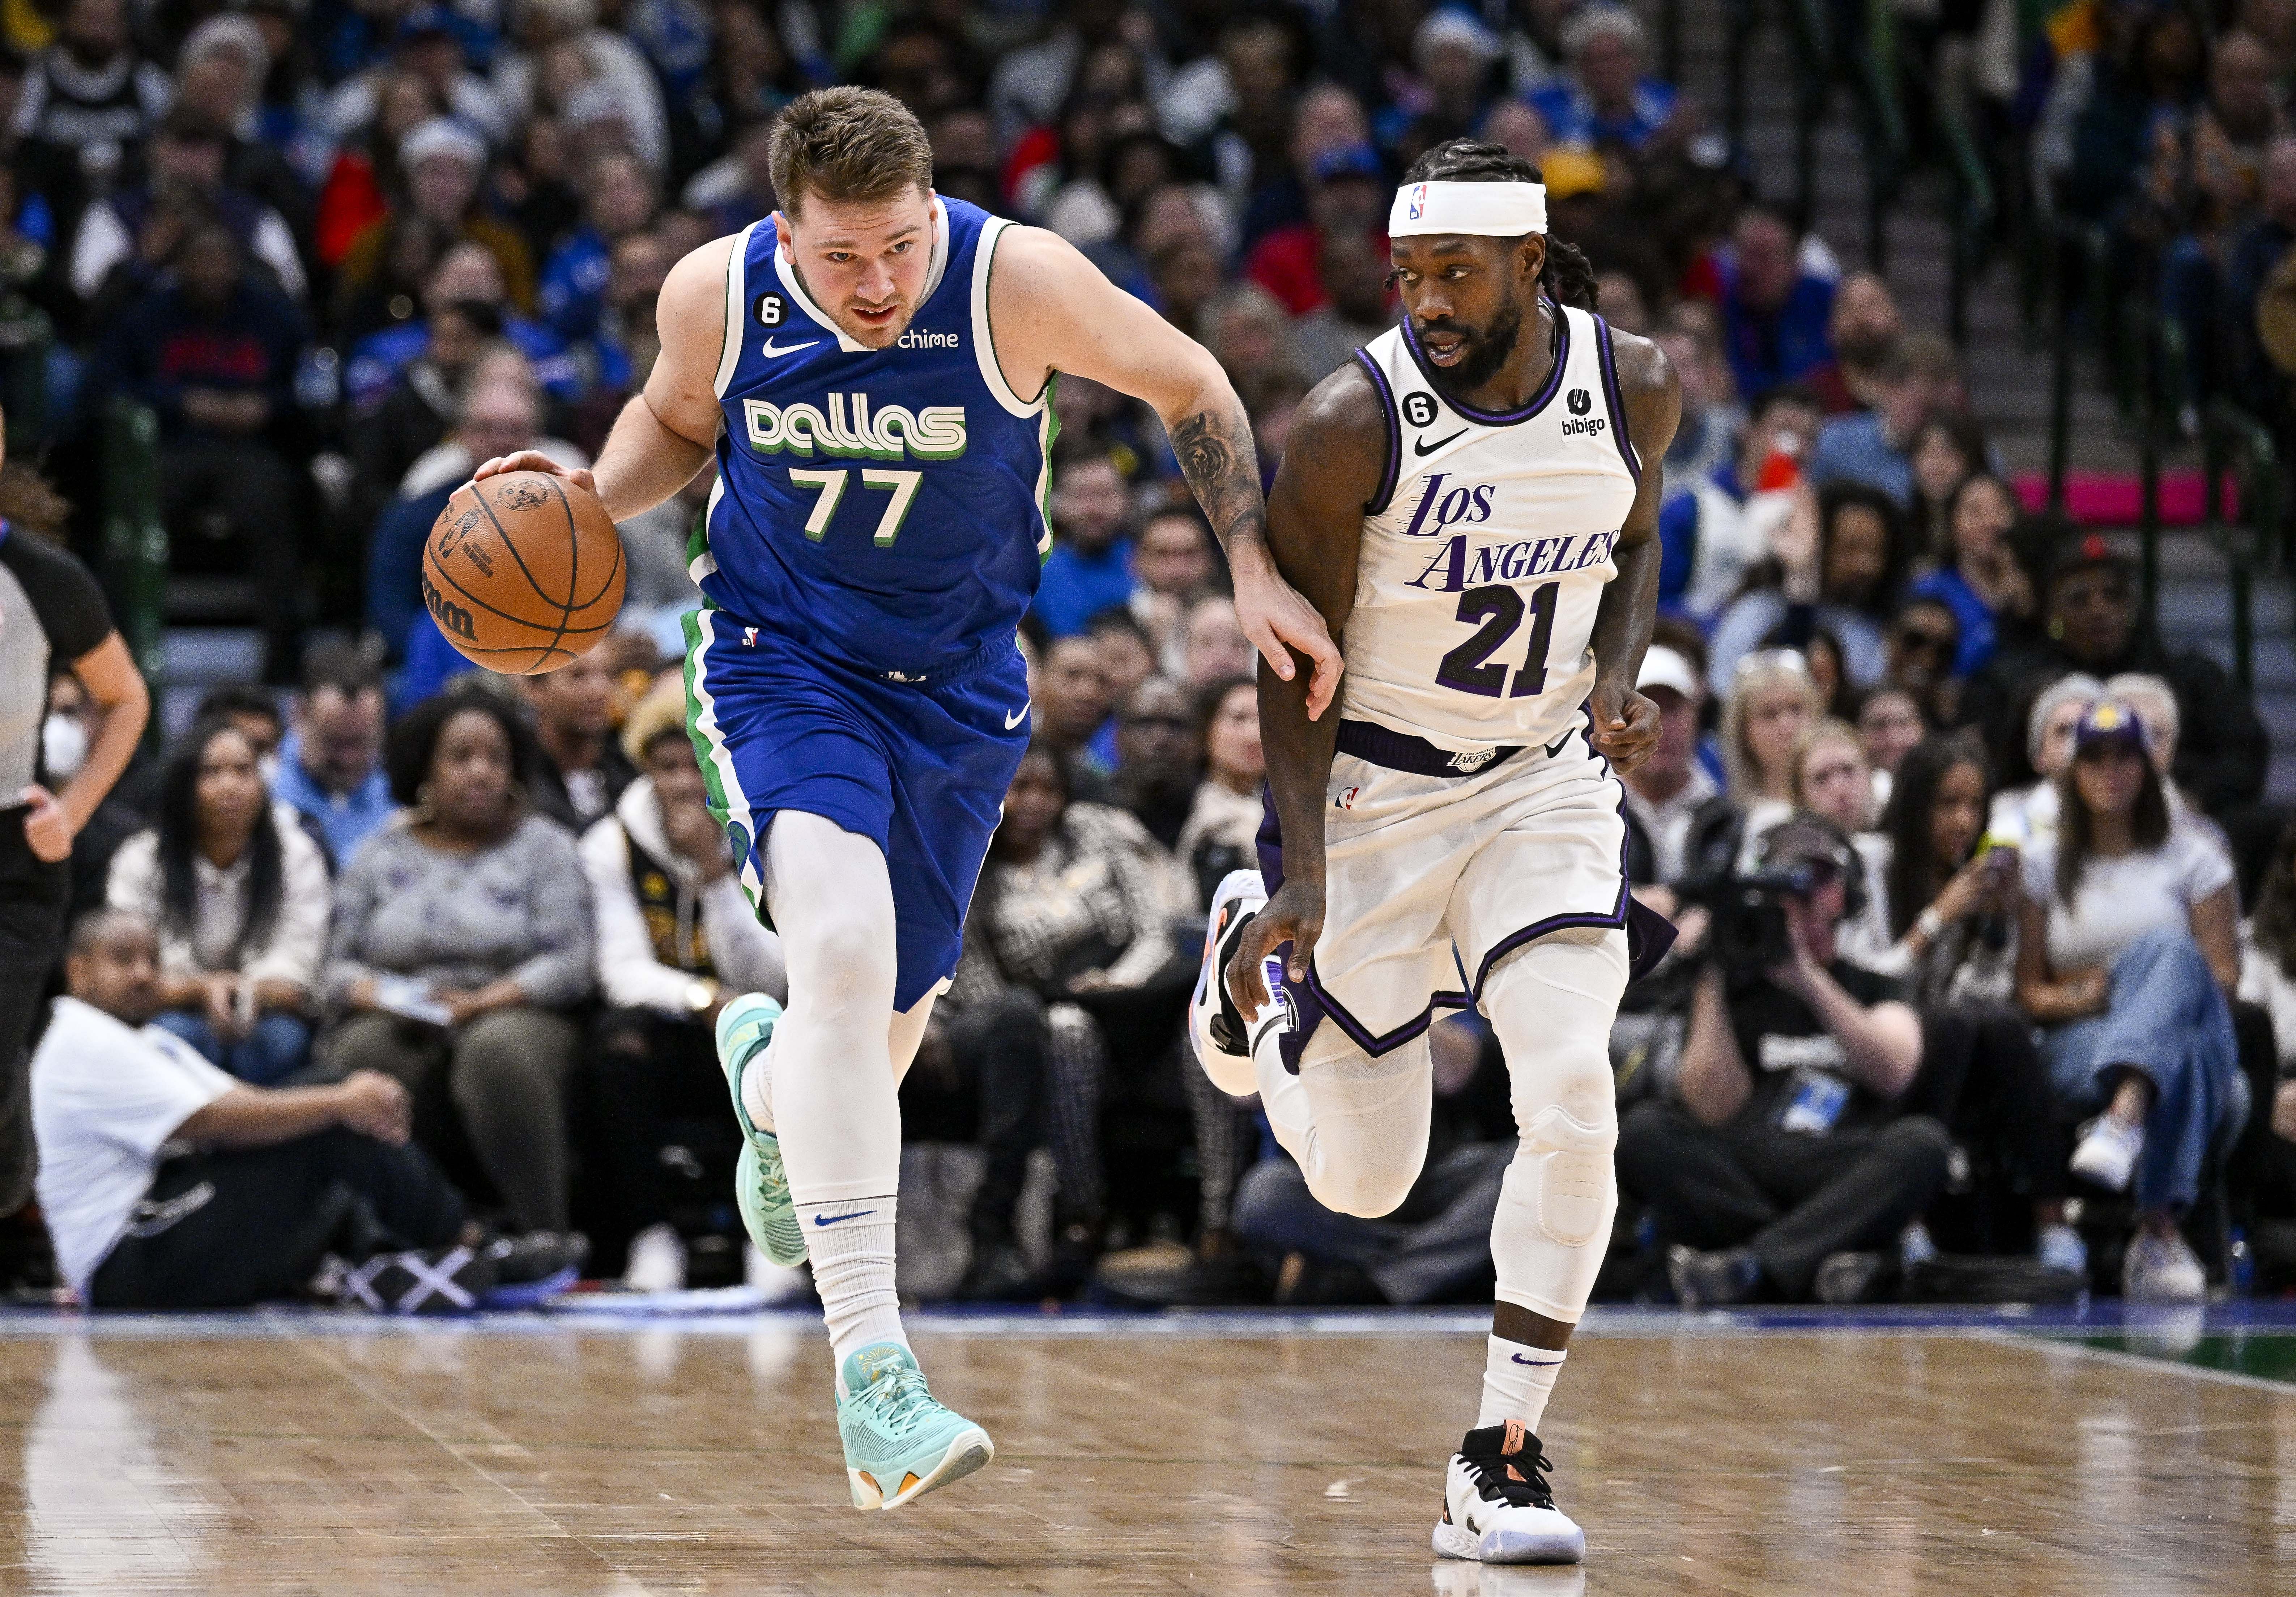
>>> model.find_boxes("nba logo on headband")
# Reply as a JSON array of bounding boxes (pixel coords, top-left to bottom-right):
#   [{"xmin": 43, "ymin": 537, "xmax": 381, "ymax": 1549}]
[{"xmin": 1388, "ymin": 178, "xmax": 1548, "ymax": 238}]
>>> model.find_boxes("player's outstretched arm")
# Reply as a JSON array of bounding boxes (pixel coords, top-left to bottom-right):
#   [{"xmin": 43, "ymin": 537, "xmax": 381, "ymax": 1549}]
[
  {"xmin": 1585, "ymin": 329, "xmax": 1681, "ymax": 776},
  {"xmin": 987, "ymin": 225, "xmax": 1342, "ymax": 718},
  {"xmin": 473, "ymin": 236, "xmax": 732, "ymax": 519},
  {"xmin": 1223, "ymin": 363, "xmax": 1385, "ymax": 1017}
]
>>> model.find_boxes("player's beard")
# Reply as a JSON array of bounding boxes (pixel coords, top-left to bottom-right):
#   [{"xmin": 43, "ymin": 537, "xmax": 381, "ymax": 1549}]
[{"xmin": 1419, "ymin": 296, "xmax": 1525, "ymax": 402}]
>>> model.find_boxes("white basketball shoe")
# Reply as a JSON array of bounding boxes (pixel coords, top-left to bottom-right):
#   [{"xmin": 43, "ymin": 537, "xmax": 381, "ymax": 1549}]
[
  {"xmin": 1189, "ymin": 868, "xmax": 1280, "ymax": 1096},
  {"xmin": 1432, "ymin": 1421, "xmax": 1586, "ymax": 1565}
]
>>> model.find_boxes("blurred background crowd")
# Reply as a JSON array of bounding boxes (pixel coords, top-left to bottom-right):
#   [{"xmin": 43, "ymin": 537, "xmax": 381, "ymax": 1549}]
[{"xmin": 10, "ymin": 0, "xmax": 2296, "ymax": 1314}]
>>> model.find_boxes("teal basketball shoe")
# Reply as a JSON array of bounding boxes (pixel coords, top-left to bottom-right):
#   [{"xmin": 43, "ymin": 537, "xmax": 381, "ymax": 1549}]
[
  {"xmin": 836, "ymin": 1343, "xmax": 995, "ymax": 1510},
  {"xmin": 715, "ymin": 993, "xmax": 805, "ymax": 1267}
]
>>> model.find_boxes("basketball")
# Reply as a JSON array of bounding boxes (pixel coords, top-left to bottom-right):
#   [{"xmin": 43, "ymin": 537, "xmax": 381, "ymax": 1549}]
[{"xmin": 420, "ymin": 469, "xmax": 626, "ymax": 674}]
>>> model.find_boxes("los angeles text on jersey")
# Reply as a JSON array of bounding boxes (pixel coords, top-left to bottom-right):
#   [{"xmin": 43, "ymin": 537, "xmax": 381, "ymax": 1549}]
[
  {"xmin": 742, "ymin": 392, "xmax": 969, "ymax": 460},
  {"xmin": 1403, "ymin": 529, "xmax": 1620, "ymax": 592}
]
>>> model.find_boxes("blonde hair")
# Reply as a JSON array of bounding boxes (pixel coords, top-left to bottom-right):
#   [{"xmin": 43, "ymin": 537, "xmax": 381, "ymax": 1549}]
[
  {"xmin": 1721, "ymin": 656, "xmax": 1824, "ymax": 800},
  {"xmin": 1789, "ymin": 717, "xmax": 1870, "ymax": 822}
]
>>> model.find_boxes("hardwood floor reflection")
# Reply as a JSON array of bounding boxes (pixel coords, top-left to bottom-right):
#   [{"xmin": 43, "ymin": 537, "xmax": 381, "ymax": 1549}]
[{"xmin": 0, "ymin": 1318, "xmax": 2289, "ymax": 1594}]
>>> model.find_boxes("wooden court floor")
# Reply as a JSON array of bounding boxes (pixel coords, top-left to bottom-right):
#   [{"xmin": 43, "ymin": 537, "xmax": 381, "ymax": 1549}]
[{"xmin": 0, "ymin": 1311, "xmax": 2289, "ymax": 1595}]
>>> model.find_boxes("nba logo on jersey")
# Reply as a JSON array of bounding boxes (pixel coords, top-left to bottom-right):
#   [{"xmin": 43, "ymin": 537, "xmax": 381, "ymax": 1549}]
[{"xmin": 1407, "ymin": 184, "xmax": 1428, "ymax": 221}]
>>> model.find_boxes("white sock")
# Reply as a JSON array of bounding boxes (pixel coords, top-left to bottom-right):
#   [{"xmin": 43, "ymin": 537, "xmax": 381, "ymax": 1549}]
[
  {"xmin": 740, "ymin": 1039, "xmax": 776, "ymax": 1133},
  {"xmin": 1477, "ymin": 1338, "xmax": 1566, "ymax": 1433},
  {"xmin": 797, "ymin": 1195, "xmax": 908, "ymax": 1380}
]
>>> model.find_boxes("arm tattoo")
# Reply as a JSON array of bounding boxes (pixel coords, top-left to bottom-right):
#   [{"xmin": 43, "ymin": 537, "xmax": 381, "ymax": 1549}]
[{"xmin": 1170, "ymin": 409, "xmax": 1267, "ymax": 551}]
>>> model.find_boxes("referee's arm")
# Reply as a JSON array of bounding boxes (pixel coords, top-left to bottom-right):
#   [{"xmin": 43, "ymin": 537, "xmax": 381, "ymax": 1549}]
[{"xmin": 25, "ymin": 632, "xmax": 149, "ymax": 862}]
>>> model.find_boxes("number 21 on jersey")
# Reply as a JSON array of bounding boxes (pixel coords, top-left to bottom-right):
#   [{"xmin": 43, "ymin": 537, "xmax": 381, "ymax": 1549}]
[{"xmin": 1435, "ymin": 582, "xmax": 1559, "ymax": 698}]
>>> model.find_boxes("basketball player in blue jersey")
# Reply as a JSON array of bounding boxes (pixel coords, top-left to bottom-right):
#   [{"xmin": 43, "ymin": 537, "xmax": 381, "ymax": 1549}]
[
  {"xmin": 1198, "ymin": 141, "xmax": 1679, "ymax": 1563},
  {"xmin": 476, "ymin": 86, "xmax": 1339, "ymax": 1511}
]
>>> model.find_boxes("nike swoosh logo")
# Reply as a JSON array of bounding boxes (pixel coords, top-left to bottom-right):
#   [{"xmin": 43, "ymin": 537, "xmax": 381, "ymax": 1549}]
[
  {"xmin": 1509, "ymin": 1352, "xmax": 1564, "ymax": 1367},
  {"xmin": 1414, "ymin": 428, "xmax": 1468, "ymax": 456},
  {"xmin": 1545, "ymin": 733, "xmax": 1571, "ymax": 759},
  {"xmin": 1005, "ymin": 706, "xmax": 1029, "ymax": 729},
  {"xmin": 811, "ymin": 1209, "xmax": 877, "ymax": 1227},
  {"xmin": 761, "ymin": 337, "xmax": 819, "ymax": 358}
]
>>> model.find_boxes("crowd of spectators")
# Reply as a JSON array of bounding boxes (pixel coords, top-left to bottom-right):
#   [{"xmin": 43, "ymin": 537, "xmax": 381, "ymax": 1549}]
[
  {"xmin": 2006, "ymin": 0, "xmax": 2296, "ymax": 458},
  {"xmin": 11, "ymin": 0, "xmax": 2296, "ymax": 1314}
]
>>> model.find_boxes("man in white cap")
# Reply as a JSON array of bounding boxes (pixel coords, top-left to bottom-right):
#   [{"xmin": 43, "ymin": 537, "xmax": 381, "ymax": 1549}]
[
  {"xmin": 1197, "ymin": 136, "xmax": 1681, "ymax": 1566},
  {"xmin": 1620, "ymin": 643, "xmax": 1723, "ymax": 897}
]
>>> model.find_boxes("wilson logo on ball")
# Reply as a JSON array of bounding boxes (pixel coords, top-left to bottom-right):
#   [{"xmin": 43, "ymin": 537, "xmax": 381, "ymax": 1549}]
[{"xmin": 421, "ymin": 568, "xmax": 476, "ymax": 640}]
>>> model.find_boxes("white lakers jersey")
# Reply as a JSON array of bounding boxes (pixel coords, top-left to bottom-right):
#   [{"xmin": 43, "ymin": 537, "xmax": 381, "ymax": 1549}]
[{"xmin": 1341, "ymin": 303, "xmax": 1641, "ymax": 751}]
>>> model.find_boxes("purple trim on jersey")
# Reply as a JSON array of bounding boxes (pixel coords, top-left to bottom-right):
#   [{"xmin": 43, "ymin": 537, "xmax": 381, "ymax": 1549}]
[
  {"xmin": 1354, "ymin": 348, "xmax": 1402, "ymax": 514},
  {"xmin": 1307, "ymin": 970, "xmax": 1474, "ymax": 1059},
  {"xmin": 1253, "ymin": 704, "xmax": 1669, "ymax": 1061},
  {"xmin": 1400, "ymin": 298, "xmax": 1570, "ymax": 425},
  {"xmin": 1594, "ymin": 314, "xmax": 1641, "ymax": 482}
]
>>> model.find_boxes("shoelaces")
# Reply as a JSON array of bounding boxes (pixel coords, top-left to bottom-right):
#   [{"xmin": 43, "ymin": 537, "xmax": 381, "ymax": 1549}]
[
  {"xmin": 1464, "ymin": 1443, "xmax": 1558, "ymax": 1511},
  {"xmin": 854, "ymin": 1365, "xmax": 939, "ymax": 1437}
]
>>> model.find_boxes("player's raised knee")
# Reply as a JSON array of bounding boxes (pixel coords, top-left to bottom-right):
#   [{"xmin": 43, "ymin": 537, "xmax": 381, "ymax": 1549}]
[{"xmin": 1303, "ymin": 1157, "xmax": 1421, "ymax": 1220}]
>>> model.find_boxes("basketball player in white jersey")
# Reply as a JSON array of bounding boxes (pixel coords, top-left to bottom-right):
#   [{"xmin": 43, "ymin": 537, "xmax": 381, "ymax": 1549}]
[{"xmin": 1195, "ymin": 140, "xmax": 1679, "ymax": 1564}]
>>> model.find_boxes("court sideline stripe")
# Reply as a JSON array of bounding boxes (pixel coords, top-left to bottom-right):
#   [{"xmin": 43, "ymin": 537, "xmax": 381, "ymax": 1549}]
[{"xmin": 2036, "ymin": 1337, "xmax": 2296, "ymax": 1397}]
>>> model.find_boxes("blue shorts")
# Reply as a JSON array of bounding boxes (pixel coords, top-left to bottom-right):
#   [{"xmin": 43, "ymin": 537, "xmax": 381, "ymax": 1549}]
[{"xmin": 682, "ymin": 608, "xmax": 1030, "ymax": 1011}]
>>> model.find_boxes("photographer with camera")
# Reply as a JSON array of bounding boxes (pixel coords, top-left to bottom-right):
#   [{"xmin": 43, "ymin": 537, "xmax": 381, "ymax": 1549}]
[{"xmin": 1616, "ymin": 817, "xmax": 1951, "ymax": 1307}]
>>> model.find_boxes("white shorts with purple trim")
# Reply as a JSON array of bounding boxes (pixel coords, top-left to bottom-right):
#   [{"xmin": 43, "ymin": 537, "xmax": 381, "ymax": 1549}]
[{"xmin": 1260, "ymin": 721, "xmax": 1633, "ymax": 1062}]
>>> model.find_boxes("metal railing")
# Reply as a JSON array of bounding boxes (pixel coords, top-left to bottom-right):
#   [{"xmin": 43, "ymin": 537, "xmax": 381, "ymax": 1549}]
[
  {"xmin": 1845, "ymin": 0, "xmax": 1992, "ymax": 337},
  {"xmin": 2200, "ymin": 402, "xmax": 2278, "ymax": 694},
  {"xmin": 1850, "ymin": 0, "xmax": 1908, "ymax": 272},
  {"xmin": 1720, "ymin": 0, "xmax": 1834, "ymax": 224},
  {"xmin": 1736, "ymin": 0, "xmax": 2284, "ymax": 679},
  {"xmin": 1934, "ymin": 90, "xmax": 1995, "ymax": 347},
  {"xmin": 2091, "ymin": 269, "xmax": 2279, "ymax": 693},
  {"xmin": 100, "ymin": 399, "xmax": 168, "ymax": 734},
  {"xmin": 0, "ymin": 299, "xmax": 50, "ymax": 452}
]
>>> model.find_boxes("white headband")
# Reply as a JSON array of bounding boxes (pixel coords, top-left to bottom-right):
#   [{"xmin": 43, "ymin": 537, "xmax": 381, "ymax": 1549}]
[{"xmin": 1388, "ymin": 179, "xmax": 1547, "ymax": 238}]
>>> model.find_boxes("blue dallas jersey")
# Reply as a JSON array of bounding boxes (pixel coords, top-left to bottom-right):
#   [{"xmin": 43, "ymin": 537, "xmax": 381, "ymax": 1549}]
[{"xmin": 697, "ymin": 196, "xmax": 1056, "ymax": 679}]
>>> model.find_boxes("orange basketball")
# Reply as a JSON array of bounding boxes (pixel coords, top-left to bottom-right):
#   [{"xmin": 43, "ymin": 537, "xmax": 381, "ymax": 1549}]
[{"xmin": 421, "ymin": 470, "xmax": 626, "ymax": 675}]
